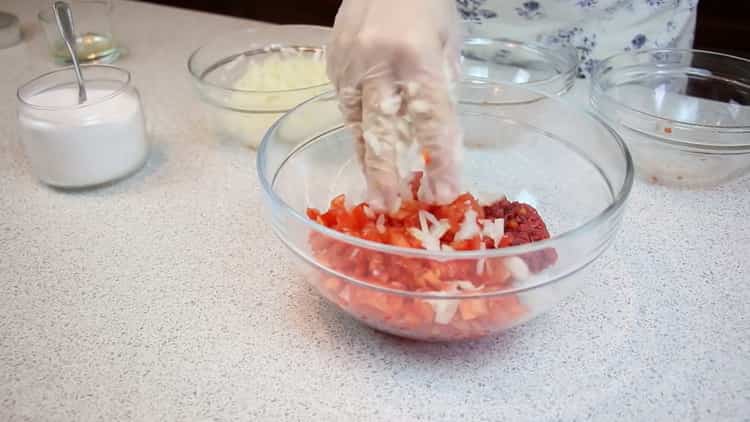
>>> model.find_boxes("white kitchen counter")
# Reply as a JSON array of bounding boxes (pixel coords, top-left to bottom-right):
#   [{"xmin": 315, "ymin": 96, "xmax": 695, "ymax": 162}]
[{"xmin": 0, "ymin": 1, "xmax": 748, "ymax": 420}]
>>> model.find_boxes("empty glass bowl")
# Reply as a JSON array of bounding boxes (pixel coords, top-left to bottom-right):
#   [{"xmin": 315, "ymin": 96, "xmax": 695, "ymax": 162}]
[
  {"xmin": 461, "ymin": 21, "xmax": 578, "ymax": 100},
  {"xmin": 590, "ymin": 49, "xmax": 750, "ymax": 187},
  {"xmin": 258, "ymin": 80, "xmax": 633, "ymax": 341},
  {"xmin": 188, "ymin": 25, "xmax": 331, "ymax": 148}
]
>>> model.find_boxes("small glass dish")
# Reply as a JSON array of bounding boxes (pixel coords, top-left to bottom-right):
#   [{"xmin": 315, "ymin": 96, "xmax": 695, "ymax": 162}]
[
  {"xmin": 461, "ymin": 21, "xmax": 578, "ymax": 102},
  {"xmin": 258, "ymin": 80, "xmax": 633, "ymax": 342},
  {"xmin": 590, "ymin": 49, "xmax": 750, "ymax": 187},
  {"xmin": 38, "ymin": 0, "xmax": 120, "ymax": 64},
  {"xmin": 187, "ymin": 25, "xmax": 332, "ymax": 148}
]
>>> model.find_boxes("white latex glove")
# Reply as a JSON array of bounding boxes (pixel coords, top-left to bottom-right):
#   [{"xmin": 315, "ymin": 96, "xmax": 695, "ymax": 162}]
[{"xmin": 327, "ymin": 0, "xmax": 463, "ymax": 211}]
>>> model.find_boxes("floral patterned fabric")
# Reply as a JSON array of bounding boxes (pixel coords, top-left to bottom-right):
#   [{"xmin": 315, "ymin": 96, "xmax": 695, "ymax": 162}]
[{"xmin": 458, "ymin": 0, "xmax": 698, "ymax": 77}]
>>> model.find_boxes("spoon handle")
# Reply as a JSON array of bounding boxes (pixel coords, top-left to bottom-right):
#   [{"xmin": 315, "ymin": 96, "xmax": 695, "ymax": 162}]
[{"xmin": 53, "ymin": 1, "xmax": 87, "ymax": 104}]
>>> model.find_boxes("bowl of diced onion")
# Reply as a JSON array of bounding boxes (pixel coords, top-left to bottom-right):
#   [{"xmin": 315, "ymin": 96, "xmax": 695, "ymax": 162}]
[
  {"xmin": 258, "ymin": 79, "xmax": 633, "ymax": 342},
  {"xmin": 188, "ymin": 25, "xmax": 333, "ymax": 148}
]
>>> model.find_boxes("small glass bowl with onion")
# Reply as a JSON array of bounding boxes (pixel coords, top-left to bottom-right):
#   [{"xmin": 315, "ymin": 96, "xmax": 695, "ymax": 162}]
[{"xmin": 188, "ymin": 25, "xmax": 332, "ymax": 148}]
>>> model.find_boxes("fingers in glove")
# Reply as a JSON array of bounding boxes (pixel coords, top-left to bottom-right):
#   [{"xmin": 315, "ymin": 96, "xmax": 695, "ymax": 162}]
[
  {"xmin": 360, "ymin": 77, "xmax": 405, "ymax": 212},
  {"xmin": 338, "ymin": 85, "xmax": 365, "ymax": 171},
  {"xmin": 404, "ymin": 76, "xmax": 462, "ymax": 205}
]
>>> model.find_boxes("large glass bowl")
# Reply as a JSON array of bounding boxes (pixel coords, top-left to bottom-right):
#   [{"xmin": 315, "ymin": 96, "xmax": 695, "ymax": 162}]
[
  {"xmin": 258, "ymin": 80, "xmax": 633, "ymax": 342},
  {"xmin": 590, "ymin": 49, "xmax": 750, "ymax": 187}
]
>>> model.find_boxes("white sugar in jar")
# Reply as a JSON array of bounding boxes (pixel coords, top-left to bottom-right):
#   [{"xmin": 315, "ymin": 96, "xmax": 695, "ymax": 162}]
[{"xmin": 17, "ymin": 65, "xmax": 148, "ymax": 188}]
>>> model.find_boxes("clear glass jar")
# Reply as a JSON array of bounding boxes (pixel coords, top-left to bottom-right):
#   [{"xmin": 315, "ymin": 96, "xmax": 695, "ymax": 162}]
[
  {"xmin": 17, "ymin": 65, "xmax": 148, "ymax": 188},
  {"xmin": 38, "ymin": 0, "xmax": 119, "ymax": 64}
]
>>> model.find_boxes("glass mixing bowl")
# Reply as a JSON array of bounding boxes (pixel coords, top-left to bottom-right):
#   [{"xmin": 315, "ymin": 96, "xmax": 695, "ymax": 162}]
[
  {"xmin": 258, "ymin": 80, "xmax": 632, "ymax": 342},
  {"xmin": 591, "ymin": 49, "xmax": 750, "ymax": 187},
  {"xmin": 188, "ymin": 25, "xmax": 331, "ymax": 148},
  {"xmin": 462, "ymin": 21, "xmax": 578, "ymax": 99}
]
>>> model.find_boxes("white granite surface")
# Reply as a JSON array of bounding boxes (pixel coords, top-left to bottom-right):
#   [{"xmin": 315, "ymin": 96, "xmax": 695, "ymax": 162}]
[{"xmin": 1, "ymin": 1, "xmax": 748, "ymax": 420}]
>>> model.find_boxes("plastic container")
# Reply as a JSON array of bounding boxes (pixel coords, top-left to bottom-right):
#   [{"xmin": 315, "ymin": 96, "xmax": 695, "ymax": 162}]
[
  {"xmin": 590, "ymin": 49, "xmax": 750, "ymax": 187},
  {"xmin": 188, "ymin": 25, "xmax": 332, "ymax": 148},
  {"xmin": 17, "ymin": 65, "xmax": 148, "ymax": 188},
  {"xmin": 257, "ymin": 80, "xmax": 633, "ymax": 341}
]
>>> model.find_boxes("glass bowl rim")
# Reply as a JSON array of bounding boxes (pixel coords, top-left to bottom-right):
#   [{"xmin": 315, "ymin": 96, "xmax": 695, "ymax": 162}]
[
  {"xmin": 460, "ymin": 33, "xmax": 579, "ymax": 92},
  {"xmin": 257, "ymin": 80, "xmax": 634, "ymax": 299},
  {"xmin": 16, "ymin": 64, "xmax": 132, "ymax": 111},
  {"xmin": 187, "ymin": 24, "xmax": 332, "ymax": 95},
  {"xmin": 591, "ymin": 48, "xmax": 750, "ymax": 139}
]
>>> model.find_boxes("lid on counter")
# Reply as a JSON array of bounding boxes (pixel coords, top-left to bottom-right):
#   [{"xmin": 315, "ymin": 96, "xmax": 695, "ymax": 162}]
[{"xmin": 0, "ymin": 11, "xmax": 21, "ymax": 49}]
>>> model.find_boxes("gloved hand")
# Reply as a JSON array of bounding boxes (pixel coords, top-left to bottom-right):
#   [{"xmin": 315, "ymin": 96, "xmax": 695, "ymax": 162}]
[{"xmin": 327, "ymin": 0, "xmax": 463, "ymax": 211}]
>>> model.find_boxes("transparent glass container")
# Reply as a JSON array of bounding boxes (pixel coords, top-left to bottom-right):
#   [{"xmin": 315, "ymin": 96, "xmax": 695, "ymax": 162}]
[
  {"xmin": 38, "ymin": 0, "xmax": 119, "ymax": 64},
  {"xmin": 258, "ymin": 80, "xmax": 633, "ymax": 342},
  {"xmin": 591, "ymin": 49, "xmax": 750, "ymax": 187},
  {"xmin": 188, "ymin": 25, "xmax": 331, "ymax": 148},
  {"xmin": 17, "ymin": 65, "xmax": 148, "ymax": 188},
  {"xmin": 461, "ymin": 20, "xmax": 578, "ymax": 101}
]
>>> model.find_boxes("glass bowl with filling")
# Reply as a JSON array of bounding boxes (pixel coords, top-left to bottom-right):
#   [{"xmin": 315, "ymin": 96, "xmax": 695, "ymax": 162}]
[
  {"xmin": 591, "ymin": 49, "xmax": 750, "ymax": 187},
  {"xmin": 188, "ymin": 25, "xmax": 332, "ymax": 148},
  {"xmin": 258, "ymin": 80, "xmax": 633, "ymax": 342}
]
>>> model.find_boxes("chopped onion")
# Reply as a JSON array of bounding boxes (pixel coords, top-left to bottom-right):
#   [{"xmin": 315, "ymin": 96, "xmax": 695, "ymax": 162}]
[
  {"xmin": 504, "ymin": 256, "xmax": 531, "ymax": 281},
  {"xmin": 475, "ymin": 241, "xmax": 487, "ymax": 275},
  {"xmin": 233, "ymin": 52, "xmax": 327, "ymax": 92},
  {"xmin": 424, "ymin": 292, "xmax": 460, "ymax": 325},
  {"xmin": 409, "ymin": 211, "xmax": 450, "ymax": 251},
  {"xmin": 339, "ymin": 286, "xmax": 351, "ymax": 302},
  {"xmin": 389, "ymin": 196, "xmax": 403, "ymax": 215},
  {"xmin": 479, "ymin": 218, "xmax": 505, "ymax": 247},
  {"xmin": 422, "ymin": 210, "xmax": 441, "ymax": 227},
  {"xmin": 363, "ymin": 205, "xmax": 375, "ymax": 219},
  {"xmin": 408, "ymin": 227, "xmax": 441, "ymax": 251},
  {"xmin": 424, "ymin": 281, "xmax": 483, "ymax": 324},
  {"xmin": 431, "ymin": 221, "xmax": 450, "ymax": 240},
  {"xmin": 363, "ymin": 131, "xmax": 383, "ymax": 156},
  {"xmin": 454, "ymin": 209, "xmax": 480, "ymax": 241},
  {"xmin": 376, "ymin": 214, "xmax": 386, "ymax": 234},
  {"xmin": 418, "ymin": 210, "xmax": 429, "ymax": 232},
  {"xmin": 379, "ymin": 95, "xmax": 402, "ymax": 116}
]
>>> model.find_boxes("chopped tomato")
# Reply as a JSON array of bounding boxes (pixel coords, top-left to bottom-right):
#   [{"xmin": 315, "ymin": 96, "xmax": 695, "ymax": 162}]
[
  {"xmin": 304, "ymin": 176, "xmax": 557, "ymax": 340},
  {"xmin": 422, "ymin": 149, "xmax": 432, "ymax": 166},
  {"xmin": 387, "ymin": 227, "xmax": 412, "ymax": 248},
  {"xmin": 458, "ymin": 299, "xmax": 489, "ymax": 321},
  {"xmin": 433, "ymin": 193, "xmax": 484, "ymax": 232},
  {"xmin": 450, "ymin": 236, "xmax": 483, "ymax": 251},
  {"xmin": 307, "ymin": 208, "xmax": 321, "ymax": 220}
]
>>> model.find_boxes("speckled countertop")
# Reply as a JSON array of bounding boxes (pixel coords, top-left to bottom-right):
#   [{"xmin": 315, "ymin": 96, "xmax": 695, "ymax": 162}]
[{"xmin": 0, "ymin": 1, "xmax": 748, "ymax": 421}]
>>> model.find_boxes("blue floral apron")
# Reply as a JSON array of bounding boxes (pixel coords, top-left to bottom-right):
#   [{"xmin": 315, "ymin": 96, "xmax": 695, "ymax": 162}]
[{"xmin": 457, "ymin": 0, "xmax": 698, "ymax": 77}]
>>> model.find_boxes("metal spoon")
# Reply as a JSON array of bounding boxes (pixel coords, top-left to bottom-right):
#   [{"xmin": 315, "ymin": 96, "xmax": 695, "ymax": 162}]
[{"xmin": 53, "ymin": 1, "xmax": 87, "ymax": 104}]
